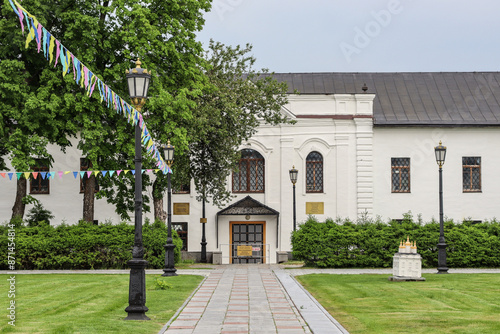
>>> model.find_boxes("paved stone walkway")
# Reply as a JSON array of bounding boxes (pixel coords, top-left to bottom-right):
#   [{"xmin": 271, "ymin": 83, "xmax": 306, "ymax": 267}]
[{"xmin": 162, "ymin": 265, "xmax": 316, "ymax": 334}]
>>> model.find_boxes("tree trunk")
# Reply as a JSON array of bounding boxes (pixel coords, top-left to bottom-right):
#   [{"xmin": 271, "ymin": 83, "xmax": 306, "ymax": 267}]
[
  {"xmin": 153, "ymin": 180, "xmax": 166, "ymax": 222},
  {"xmin": 11, "ymin": 177, "xmax": 27, "ymax": 221},
  {"xmin": 82, "ymin": 175, "xmax": 95, "ymax": 223}
]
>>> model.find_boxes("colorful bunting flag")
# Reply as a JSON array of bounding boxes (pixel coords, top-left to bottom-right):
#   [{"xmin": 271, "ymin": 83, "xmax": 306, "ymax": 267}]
[
  {"xmin": 7, "ymin": 0, "xmax": 171, "ymax": 175},
  {"xmin": 0, "ymin": 169, "xmax": 163, "ymax": 181}
]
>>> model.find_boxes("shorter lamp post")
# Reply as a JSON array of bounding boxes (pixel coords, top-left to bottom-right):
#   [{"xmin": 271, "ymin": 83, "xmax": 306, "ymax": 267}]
[
  {"xmin": 200, "ymin": 196, "xmax": 207, "ymax": 263},
  {"xmin": 161, "ymin": 141, "xmax": 177, "ymax": 277},
  {"xmin": 289, "ymin": 166, "xmax": 298, "ymax": 231},
  {"xmin": 435, "ymin": 141, "xmax": 449, "ymax": 274}
]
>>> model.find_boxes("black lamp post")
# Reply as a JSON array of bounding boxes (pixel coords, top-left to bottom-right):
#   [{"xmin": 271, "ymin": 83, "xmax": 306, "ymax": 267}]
[
  {"xmin": 125, "ymin": 59, "xmax": 151, "ymax": 320},
  {"xmin": 161, "ymin": 141, "xmax": 177, "ymax": 276},
  {"xmin": 200, "ymin": 196, "xmax": 207, "ymax": 263},
  {"xmin": 289, "ymin": 166, "xmax": 298, "ymax": 231},
  {"xmin": 435, "ymin": 141, "xmax": 449, "ymax": 274}
]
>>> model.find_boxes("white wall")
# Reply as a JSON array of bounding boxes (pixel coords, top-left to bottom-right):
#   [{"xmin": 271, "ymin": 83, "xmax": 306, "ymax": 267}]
[
  {"xmin": 373, "ymin": 127, "xmax": 500, "ymax": 222},
  {"xmin": 0, "ymin": 92, "xmax": 380, "ymax": 264}
]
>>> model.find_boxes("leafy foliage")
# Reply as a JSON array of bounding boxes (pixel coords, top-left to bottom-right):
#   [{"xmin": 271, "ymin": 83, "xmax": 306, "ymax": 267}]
[
  {"xmin": 0, "ymin": 219, "xmax": 183, "ymax": 269},
  {"xmin": 154, "ymin": 277, "xmax": 173, "ymax": 290},
  {"xmin": 291, "ymin": 215, "xmax": 500, "ymax": 268},
  {"xmin": 1, "ymin": 0, "xmax": 212, "ymax": 220},
  {"xmin": 25, "ymin": 201, "xmax": 54, "ymax": 226}
]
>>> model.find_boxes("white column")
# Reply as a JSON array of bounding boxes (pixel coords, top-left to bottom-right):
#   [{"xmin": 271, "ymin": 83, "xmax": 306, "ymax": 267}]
[{"xmin": 355, "ymin": 118, "xmax": 374, "ymax": 217}]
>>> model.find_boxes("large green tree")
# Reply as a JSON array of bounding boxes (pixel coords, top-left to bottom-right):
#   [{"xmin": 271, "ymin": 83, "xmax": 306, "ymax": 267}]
[
  {"xmin": 184, "ymin": 40, "xmax": 293, "ymax": 207},
  {"xmin": 1, "ymin": 1, "xmax": 74, "ymax": 220},
  {"xmin": 1, "ymin": 0, "xmax": 212, "ymax": 222}
]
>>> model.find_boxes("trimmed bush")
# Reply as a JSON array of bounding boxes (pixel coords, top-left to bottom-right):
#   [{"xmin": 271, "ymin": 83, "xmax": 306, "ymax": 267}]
[
  {"xmin": 0, "ymin": 220, "xmax": 183, "ymax": 270},
  {"xmin": 291, "ymin": 215, "xmax": 500, "ymax": 268}
]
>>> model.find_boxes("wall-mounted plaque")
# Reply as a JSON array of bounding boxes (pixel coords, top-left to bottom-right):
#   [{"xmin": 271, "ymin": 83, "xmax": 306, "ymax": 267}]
[
  {"xmin": 237, "ymin": 245, "xmax": 253, "ymax": 257},
  {"xmin": 306, "ymin": 202, "xmax": 324, "ymax": 214},
  {"xmin": 173, "ymin": 203, "xmax": 190, "ymax": 215}
]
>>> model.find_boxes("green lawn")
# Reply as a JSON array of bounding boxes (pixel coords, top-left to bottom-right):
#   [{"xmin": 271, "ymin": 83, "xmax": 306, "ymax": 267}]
[
  {"xmin": 296, "ymin": 273, "xmax": 500, "ymax": 334},
  {"xmin": 0, "ymin": 274, "xmax": 203, "ymax": 334}
]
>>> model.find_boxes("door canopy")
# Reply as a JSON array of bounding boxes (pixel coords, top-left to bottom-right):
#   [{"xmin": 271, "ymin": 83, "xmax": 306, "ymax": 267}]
[
  {"xmin": 216, "ymin": 196, "xmax": 280, "ymax": 245},
  {"xmin": 217, "ymin": 196, "xmax": 279, "ymax": 216}
]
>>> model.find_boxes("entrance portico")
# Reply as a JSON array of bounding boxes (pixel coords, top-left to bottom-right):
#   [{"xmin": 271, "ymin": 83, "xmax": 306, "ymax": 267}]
[{"xmin": 216, "ymin": 196, "xmax": 280, "ymax": 264}]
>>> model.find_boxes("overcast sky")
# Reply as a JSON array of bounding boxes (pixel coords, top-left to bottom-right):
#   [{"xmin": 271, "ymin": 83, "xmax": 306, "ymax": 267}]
[{"xmin": 196, "ymin": 0, "xmax": 500, "ymax": 73}]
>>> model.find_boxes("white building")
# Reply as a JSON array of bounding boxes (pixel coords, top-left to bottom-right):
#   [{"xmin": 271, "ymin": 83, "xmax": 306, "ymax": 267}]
[{"xmin": 2, "ymin": 72, "xmax": 500, "ymax": 263}]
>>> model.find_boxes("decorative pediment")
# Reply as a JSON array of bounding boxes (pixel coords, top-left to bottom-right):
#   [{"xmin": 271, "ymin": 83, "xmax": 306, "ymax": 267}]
[{"xmin": 217, "ymin": 196, "xmax": 279, "ymax": 216}]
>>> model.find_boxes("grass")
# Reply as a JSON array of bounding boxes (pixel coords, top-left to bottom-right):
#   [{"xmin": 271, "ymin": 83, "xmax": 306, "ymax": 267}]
[
  {"xmin": 296, "ymin": 273, "xmax": 500, "ymax": 334},
  {"xmin": 0, "ymin": 274, "xmax": 203, "ymax": 334}
]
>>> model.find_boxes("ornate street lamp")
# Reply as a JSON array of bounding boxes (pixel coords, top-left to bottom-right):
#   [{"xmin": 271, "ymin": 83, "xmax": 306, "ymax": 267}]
[
  {"xmin": 435, "ymin": 141, "xmax": 449, "ymax": 274},
  {"xmin": 289, "ymin": 166, "xmax": 298, "ymax": 231},
  {"xmin": 161, "ymin": 141, "xmax": 177, "ymax": 276},
  {"xmin": 125, "ymin": 59, "xmax": 151, "ymax": 320}
]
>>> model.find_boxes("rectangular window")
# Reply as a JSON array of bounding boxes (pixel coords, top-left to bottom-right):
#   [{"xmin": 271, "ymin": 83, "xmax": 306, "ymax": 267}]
[
  {"xmin": 173, "ymin": 184, "xmax": 190, "ymax": 194},
  {"xmin": 463, "ymin": 157, "xmax": 481, "ymax": 192},
  {"xmin": 80, "ymin": 158, "xmax": 99, "ymax": 193},
  {"xmin": 172, "ymin": 222, "xmax": 188, "ymax": 251},
  {"xmin": 30, "ymin": 160, "xmax": 50, "ymax": 194},
  {"xmin": 391, "ymin": 158, "xmax": 410, "ymax": 193}
]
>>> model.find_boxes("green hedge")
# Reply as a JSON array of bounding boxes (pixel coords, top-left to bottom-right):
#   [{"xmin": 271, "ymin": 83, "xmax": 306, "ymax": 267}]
[
  {"xmin": 0, "ymin": 220, "xmax": 183, "ymax": 270},
  {"xmin": 291, "ymin": 216, "xmax": 500, "ymax": 268}
]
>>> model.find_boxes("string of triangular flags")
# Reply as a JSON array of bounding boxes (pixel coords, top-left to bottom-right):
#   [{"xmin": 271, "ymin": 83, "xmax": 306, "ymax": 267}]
[
  {"xmin": 0, "ymin": 169, "xmax": 163, "ymax": 181},
  {"xmin": 7, "ymin": 0, "xmax": 171, "ymax": 174}
]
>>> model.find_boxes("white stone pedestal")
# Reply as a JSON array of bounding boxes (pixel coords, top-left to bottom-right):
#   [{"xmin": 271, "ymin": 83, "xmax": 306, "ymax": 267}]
[{"xmin": 389, "ymin": 253, "xmax": 426, "ymax": 281}]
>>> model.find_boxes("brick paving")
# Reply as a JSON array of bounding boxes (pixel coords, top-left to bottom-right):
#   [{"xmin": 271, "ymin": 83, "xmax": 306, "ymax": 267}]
[{"xmin": 163, "ymin": 265, "xmax": 311, "ymax": 334}]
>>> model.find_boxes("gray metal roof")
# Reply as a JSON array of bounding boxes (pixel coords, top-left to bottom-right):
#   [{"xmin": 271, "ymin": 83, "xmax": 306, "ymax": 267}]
[{"xmin": 271, "ymin": 72, "xmax": 500, "ymax": 126}]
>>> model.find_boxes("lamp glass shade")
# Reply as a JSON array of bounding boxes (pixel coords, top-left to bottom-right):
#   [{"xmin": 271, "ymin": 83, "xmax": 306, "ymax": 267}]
[
  {"xmin": 289, "ymin": 167, "xmax": 298, "ymax": 184},
  {"xmin": 162, "ymin": 141, "xmax": 175, "ymax": 166},
  {"xmin": 127, "ymin": 77, "xmax": 135, "ymax": 98},
  {"xmin": 434, "ymin": 142, "xmax": 447, "ymax": 166},
  {"xmin": 135, "ymin": 77, "xmax": 145, "ymax": 97},
  {"xmin": 143, "ymin": 77, "xmax": 150, "ymax": 98},
  {"xmin": 126, "ymin": 60, "xmax": 151, "ymax": 100}
]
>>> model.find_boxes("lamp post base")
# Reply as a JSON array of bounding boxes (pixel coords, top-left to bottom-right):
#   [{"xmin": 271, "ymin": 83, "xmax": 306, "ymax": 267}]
[
  {"xmin": 124, "ymin": 309, "xmax": 150, "ymax": 321},
  {"xmin": 201, "ymin": 241, "xmax": 207, "ymax": 263},
  {"xmin": 437, "ymin": 267, "xmax": 449, "ymax": 274},
  {"xmin": 125, "ymin": 258, "xmax": 150, "ymax": 320},
  {"xmin": 437, "ymin": 242, "xmax": 449, "ymax": 274},
  {"xmin": 162, "ymin": 242, "xmax": 177, "ymax": 277}
]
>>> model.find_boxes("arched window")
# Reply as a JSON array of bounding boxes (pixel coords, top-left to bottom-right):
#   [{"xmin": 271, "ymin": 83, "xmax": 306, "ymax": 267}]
[
  {"xmin": 232, "ymin": 149, "xmax": 265, "ymax": 193},
  {"xmin": 306, "ymin": 151, "xmax": 323, "ymax": 193}
]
